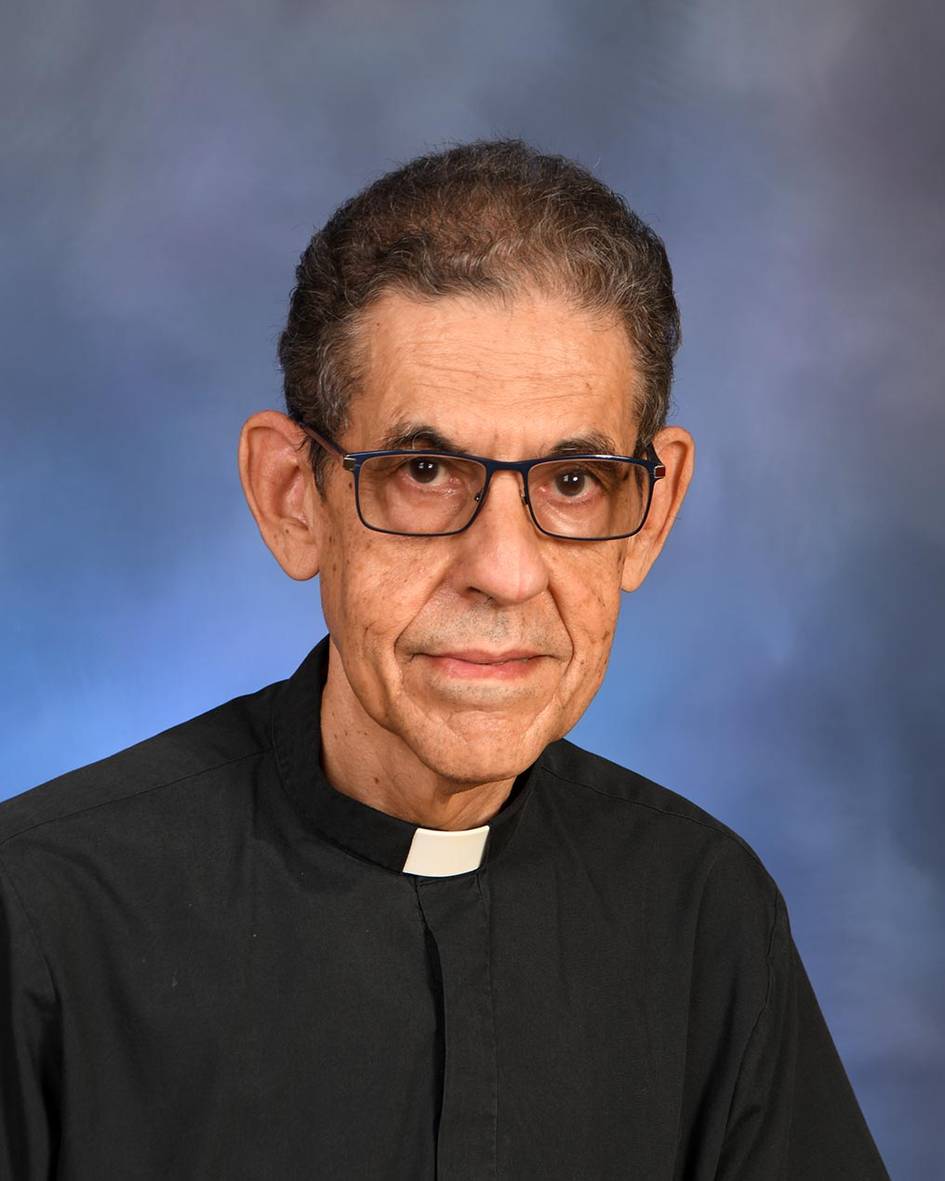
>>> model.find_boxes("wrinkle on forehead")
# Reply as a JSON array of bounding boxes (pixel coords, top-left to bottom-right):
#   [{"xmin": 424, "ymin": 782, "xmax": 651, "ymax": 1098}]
[
  {"xmin": 408, "ymin": 378, "xmax": 613, "ymax": 413},
  {"xmin": 392, "ymin": 337, "xmax": 629, "ymax": 391}
]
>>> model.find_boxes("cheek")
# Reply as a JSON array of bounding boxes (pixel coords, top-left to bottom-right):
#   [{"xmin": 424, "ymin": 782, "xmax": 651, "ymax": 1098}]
[
  {"xmin": 320, "ymin": 532, "xmax": 441, "ymax": 653},
  {"xmin": 556, "ymin": 554, "xmax": 622, "ymax": 679}
]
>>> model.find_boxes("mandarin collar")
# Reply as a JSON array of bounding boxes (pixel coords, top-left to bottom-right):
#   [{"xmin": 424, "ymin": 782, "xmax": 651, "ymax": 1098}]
[{"xmin": 270, "ymin": 634, "xmax": 538, "ymax": 876}]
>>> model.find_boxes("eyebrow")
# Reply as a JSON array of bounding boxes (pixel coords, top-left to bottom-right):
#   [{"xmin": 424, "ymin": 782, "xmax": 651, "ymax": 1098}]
[{"xmin": 375, "ymin": 421, "xmax": 623, "ymax": 457}]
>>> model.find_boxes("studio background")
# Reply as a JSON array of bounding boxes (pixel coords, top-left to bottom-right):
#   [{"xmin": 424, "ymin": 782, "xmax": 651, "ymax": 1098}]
[{"xmin": 2, "ymin": 1, "xmax": 943, "ymax": 1176}]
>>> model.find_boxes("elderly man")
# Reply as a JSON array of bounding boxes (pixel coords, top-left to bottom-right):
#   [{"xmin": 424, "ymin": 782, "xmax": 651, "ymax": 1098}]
[{"xmin": 1, "ymin": 139, "xmax": 888, "ymax": 1179}]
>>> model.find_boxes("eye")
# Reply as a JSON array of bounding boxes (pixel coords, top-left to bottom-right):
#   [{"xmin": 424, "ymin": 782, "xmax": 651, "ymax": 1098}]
[
  {"xmin": 554, "ymin": 468, "xmax": 594, "ymax": 496},
  {"xmin": 406, "ymin": 457, "xmax": 442, "ymax": 484}
]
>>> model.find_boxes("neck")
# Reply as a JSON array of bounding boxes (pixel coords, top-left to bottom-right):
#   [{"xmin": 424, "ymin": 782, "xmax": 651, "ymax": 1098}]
[{"xmin": 319, "ymin": 647, "xmax": 516, "ymax": 831}]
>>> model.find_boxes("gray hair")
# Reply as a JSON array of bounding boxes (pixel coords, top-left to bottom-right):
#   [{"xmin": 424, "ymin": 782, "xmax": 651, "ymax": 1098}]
[{"xmin": 278, "ymin": 137, "xmax": 681, "ymax": 491}]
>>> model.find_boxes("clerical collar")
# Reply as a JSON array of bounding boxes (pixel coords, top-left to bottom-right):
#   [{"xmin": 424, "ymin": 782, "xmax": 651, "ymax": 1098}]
[{"xmin": 271, "ymin": 634, "xmax": 538, "ymax": 877}]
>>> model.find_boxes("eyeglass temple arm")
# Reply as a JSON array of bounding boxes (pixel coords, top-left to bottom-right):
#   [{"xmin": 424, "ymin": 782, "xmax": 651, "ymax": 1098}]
[
  {"xmin": 296, "ymin": 422, "xmax": 346, "ymax": 461},
  {"xmin": 642, "ymin": 441, "xmax": 666, "ymax": 479}
]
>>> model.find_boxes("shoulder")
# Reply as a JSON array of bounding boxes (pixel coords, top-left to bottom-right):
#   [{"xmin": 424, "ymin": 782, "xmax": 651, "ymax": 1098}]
[
  {"xmin": 537, "ymin": 737, "xmax": 781, "ymax": 917},
  {"xmin": 539, "ymin": 736, "xmax": 766, "ymax": 854},
  {"xmin": 0, "ymin": 678, "xmax": 281, "ymax": 852}
]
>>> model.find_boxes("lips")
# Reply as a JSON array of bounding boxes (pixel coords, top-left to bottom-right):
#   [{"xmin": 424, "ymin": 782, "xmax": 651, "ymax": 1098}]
[
  {"xmin": 416, "ymin": 649, "xmax": 546, "ymax": 681},
  {"xmin": 424, "ymin": 649, "xmax": 540, "ymax": 664}
]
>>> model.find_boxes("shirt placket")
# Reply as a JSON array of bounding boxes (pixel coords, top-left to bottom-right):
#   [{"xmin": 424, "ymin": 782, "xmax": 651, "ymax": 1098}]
[{"xmin": 416, "ymin": 873, "xmax": 497, "ymax": 1181}]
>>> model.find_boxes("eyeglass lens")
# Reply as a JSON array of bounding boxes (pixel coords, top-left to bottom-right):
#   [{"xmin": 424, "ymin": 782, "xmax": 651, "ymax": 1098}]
[{"xmin": 356, "ymin": 454, "xmax": 650, "ymax": 538}]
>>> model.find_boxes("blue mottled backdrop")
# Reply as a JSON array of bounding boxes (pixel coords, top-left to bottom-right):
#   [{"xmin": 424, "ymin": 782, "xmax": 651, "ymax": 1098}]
[{"xmin": 2, "ymin": 1, "xmax": 943, "ymax": 1175}]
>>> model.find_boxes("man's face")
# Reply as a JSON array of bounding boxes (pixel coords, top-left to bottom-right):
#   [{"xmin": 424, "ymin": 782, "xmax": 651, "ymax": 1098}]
[{"xmin": 314, "ymin": 287, "xmax": 644, "ymax": 785}]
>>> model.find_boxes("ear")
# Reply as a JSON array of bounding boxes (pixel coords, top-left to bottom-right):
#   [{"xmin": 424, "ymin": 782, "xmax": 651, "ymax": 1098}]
[
  {"xmin": 620, "ymin": 426, "xmax": 695, "ymax": 593},
  {"xmin": 238, "ymin": 410, "xmax": 323, "ymax": 581}
]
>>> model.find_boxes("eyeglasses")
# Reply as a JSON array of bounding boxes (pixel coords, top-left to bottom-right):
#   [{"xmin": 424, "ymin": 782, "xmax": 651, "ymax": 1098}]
[{"xmin": 296, "ymin": 424, "xmax": 665, "ymax": 542}]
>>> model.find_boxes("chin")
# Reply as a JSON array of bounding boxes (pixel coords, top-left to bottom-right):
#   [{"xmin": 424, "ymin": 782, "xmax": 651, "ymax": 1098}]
[{"xmin": 405, "ymin": 714, "xmax": 556, "ymax": 787}]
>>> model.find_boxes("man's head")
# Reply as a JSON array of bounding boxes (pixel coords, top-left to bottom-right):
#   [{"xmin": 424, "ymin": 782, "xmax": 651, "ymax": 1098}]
[{"xmin": 239, "ymin": 138, "xmax": 694, "ymax": 789}]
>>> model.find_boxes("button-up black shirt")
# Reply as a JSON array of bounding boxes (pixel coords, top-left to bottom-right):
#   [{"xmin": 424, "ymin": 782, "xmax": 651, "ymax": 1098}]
[{"xmin": 0, "ymin": 635, "xmax": 889, "ymax": 1178}]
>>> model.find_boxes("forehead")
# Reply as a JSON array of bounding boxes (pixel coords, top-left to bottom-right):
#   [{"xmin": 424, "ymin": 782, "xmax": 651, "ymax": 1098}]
[{"xmin": 347, "ymin": 287, "xmax": 640, "ymax": 452}]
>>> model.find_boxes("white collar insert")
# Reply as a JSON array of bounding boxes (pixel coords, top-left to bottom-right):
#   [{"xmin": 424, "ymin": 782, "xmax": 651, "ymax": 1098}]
[{"xmin": 402, "ymin": 824, "xmax": 490, "ymax": 877}]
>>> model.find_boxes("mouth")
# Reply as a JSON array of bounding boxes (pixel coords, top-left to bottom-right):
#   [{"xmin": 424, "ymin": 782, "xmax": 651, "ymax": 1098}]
[{"xmin": 418, "ymin": 650, "xmax": 546, "ymax": 680}]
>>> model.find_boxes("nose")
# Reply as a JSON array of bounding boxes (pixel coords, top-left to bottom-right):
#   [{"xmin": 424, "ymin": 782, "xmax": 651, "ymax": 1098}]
[{"xmin": 449, "ymin": 468, "xmax": 550, "ymax": 605}]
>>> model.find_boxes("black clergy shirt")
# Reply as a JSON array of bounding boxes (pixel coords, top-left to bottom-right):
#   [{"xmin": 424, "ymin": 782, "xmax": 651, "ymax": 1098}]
[{"xmin": 1, "ymin": 634, "xmax": 889, "ymax": 1179}]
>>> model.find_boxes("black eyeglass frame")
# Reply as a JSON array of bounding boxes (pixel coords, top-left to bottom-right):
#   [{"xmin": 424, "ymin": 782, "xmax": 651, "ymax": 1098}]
[{"xmin": 296, "ymin": 423, "xmax": 666, "ymax": 542}]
